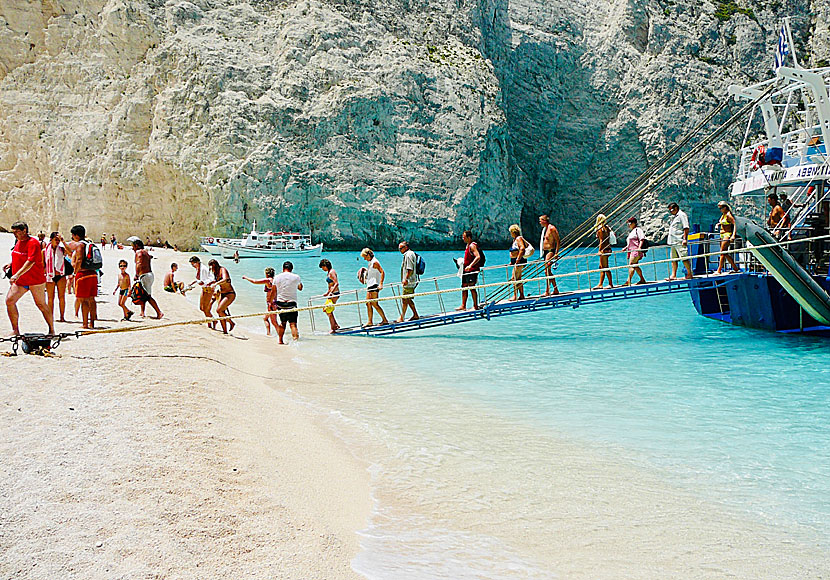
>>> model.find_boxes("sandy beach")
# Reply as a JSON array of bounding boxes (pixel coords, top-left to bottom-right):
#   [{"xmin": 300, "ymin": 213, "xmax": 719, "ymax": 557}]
[{"xmin": 0, "ymin": 236, "xmax": 370, "ymax": 579}]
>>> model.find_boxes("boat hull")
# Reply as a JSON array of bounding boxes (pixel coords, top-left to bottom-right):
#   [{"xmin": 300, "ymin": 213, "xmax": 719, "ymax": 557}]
[
  {"xmin": 200, "ymin": 243, "xmax": 223, "ymax": 255},
  {"xmin": 689, "ymin": 272, "xmax": 830, "ymax": 335},
  {"xmin": 218, "ymin": 242, "xmax": 323, "ymax": 259}
]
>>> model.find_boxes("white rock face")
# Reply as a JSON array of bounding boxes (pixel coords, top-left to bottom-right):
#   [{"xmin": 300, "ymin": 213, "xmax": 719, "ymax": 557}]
[{"xmin": 0, "ymin": 0, "xmax": 818, "ymax": 247}]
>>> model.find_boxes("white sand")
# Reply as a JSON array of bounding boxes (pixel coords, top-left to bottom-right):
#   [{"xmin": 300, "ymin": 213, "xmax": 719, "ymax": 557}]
[{"xmin": 0, "ymin": 236, "xmax": 370, "ymax": 579}]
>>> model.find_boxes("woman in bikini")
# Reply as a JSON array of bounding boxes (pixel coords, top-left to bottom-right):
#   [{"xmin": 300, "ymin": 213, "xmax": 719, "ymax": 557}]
[
  {"xmin": 319, "ymin": 258, "xmax": 340, "ymax": 332},
  {"xmin": 207, "ymin": 259, "xmax": 236, "ymax": 334},
  {"xmin": 508, "ymin": 224, "xmax": 529, "ymax": 300},
  {"xmin": 242, "ymin": 267, "xmax": 278, "ymax": 335},
  {"xmin": 593, "ymin": 214, "xmax": 614, "ymax": 289},
  {"xmin": 714, "ymin": 201, "xmax": 740, "ymax": 274}
]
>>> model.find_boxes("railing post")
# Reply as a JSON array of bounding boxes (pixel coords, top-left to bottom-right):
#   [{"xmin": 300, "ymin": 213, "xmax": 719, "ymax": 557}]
[
  {"xmin": 435, "ymin": 279, "xmax": 446, "ymax": 314},
  {"xmin": 308, "ymin": 299, "xmax": 316, "ymax": 332},
  {"xmin": 355, "ymin": 289, "xmax": 363, "ymax": 327}
]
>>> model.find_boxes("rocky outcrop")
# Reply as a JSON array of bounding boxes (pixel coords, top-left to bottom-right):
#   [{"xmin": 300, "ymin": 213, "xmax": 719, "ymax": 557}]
[{"xmin": 0, "ymin": 0, "xmax": 820, "ymax": 248}]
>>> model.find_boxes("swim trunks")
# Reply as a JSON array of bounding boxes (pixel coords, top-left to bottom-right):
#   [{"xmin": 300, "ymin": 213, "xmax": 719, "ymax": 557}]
[
  {"xmin": 276, "ymin": 300, "xmax": 298, "ymax": 324},
  {"xmin": 461, "ymin": 272, "xmax": 479, "ymax": 286},
  {"xmin": 139, "ymin": 272, "xmax": 154, "ymax": 297},
  {"xmin": 75, "ymin": 270, "xmax": 98, "ymax": 298}
]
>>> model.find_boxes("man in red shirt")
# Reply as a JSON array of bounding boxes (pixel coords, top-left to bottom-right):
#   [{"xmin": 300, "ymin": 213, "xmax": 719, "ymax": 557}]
[{"xmin": 4, "ymin": 221, "xmax": 54, "ymax": 336}]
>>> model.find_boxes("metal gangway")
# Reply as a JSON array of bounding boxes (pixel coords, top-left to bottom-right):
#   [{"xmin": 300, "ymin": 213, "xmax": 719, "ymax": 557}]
[{"xmin": 307, "ymin": 237, "xmax": 747, "ymax": 337}]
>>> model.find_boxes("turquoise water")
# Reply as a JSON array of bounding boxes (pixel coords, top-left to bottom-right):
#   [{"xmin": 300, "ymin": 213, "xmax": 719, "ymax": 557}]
[{"xmin": 194, "ymin": 249, "xmax": 830, "ymax": 576}]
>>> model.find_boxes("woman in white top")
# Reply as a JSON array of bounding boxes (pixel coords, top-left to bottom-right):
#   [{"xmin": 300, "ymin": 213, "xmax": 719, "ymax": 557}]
[
  {"xmin": 623, "ymin": 217, "xmax": 648, "ymax": 286},
  {"xmin": 43, "ymin": 232, "xmax": 68, "ymax": 322},
  {"xmin": 187, "ymin": 256, "xmax": 216, "ymax": 323},
  {"xmin": 360, "ymin": 248, "xmax": 389, "ymax": 326}
]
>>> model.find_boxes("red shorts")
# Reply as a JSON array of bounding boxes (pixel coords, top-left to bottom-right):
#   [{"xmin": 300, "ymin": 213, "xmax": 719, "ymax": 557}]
[{"xmin": 75, "ymin": 270, "xmax": 98, "ymax": 298}]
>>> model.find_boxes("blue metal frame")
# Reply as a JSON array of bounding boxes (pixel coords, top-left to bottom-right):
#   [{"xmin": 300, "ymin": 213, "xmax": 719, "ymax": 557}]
[{"xmin": 335, "ymin": 276, "xmax": 733, "ymax": 337}]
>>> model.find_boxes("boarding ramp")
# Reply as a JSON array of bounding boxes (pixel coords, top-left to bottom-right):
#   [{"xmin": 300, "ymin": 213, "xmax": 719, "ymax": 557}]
[{"xmin": 308, "ymin": 241, "xmax": 739, "ymax": 336}]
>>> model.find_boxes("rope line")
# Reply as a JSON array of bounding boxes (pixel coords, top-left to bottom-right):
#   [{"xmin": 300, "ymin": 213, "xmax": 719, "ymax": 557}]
[{"xmin": 76, "ymin": 233, "xmax": 830, "ymax": 337}]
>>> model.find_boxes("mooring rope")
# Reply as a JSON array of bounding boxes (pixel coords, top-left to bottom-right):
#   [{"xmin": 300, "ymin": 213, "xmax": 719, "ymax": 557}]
[{"xmin": 71, "ymin": 233, "xmax": 830, "ymax": 337}]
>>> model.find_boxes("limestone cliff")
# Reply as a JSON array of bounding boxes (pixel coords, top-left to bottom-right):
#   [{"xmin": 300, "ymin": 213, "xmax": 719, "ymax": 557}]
[{"xmin": 0, "ymin": 0, "xmax": 820, "ymax": 248}]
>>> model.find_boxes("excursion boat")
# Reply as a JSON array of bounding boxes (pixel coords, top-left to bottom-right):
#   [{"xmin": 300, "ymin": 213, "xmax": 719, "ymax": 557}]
[
  {"xmin": 216, "ymin": 222, "xmax": 323, "ymax": 259},
  {"xmin": 687, "ymin": 23, "xmax": 830, "ymax": 335},
  {"xmin": 199, "ymin": 237, "xmax": 227, "ymax": 255}
]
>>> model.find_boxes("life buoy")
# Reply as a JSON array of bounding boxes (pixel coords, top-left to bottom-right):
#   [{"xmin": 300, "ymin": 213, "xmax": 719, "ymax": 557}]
[
  {"xmin": 207, "ymin": 237, "xmax": 214, "ymax": 243},
  {"xmin": 750, "ymin": 145, "xmax": 766, "ymax": 171}
]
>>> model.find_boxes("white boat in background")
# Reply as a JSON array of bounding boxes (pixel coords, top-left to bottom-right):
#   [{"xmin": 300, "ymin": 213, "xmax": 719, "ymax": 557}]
[
  {"xmin": 199, "ymin": 236, "xmax": 227, "ymax": 255},
  {"xmin": 216, "ymin": 223, "xmax": 323, "ymax": 259}
]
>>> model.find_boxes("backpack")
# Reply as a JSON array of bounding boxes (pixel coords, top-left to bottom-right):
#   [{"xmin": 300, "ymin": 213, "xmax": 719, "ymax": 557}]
[
  {"xmin": 81, "ymin": 241, "xmax": 103, "ymax": 271},
  {"xmin": 129, "ymin": 280, "xmax": 149, "ymax": 305},
  {"xmin": 415, "ymin": 253, "xmax": 426, "ymax": 276}
]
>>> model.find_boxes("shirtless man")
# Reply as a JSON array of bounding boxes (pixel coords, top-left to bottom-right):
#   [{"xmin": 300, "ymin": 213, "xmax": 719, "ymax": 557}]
[
  {"xmin": 132, "ymin": 239, "xmax": 163, "ymax": 319},
  {"xmin": 767, "ymin": 193, "xmax": 790, "ymax": 239},
  {"xmin": 4, "ymin": 221, "xmax": 54, "ymax": 336},
  {"xmin": 538, "ymin": 215, "xmax": 560, "ymax": 296},
  {"xmin": 163, "ymin": 263, "xmax": 185, "ymax": 294}
]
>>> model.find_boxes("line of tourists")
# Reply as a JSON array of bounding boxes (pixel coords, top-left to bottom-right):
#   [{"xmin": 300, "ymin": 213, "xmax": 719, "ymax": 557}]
[{"xmin": 2, "ymin": 222, "xmax": 170, "ymax": 336}]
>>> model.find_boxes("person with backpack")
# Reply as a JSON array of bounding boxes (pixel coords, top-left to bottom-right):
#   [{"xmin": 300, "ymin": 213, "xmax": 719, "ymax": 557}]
[
  {"xmin": 396, "ymin": 241, "xmax": 420, "ymax": 323},
  {"xmin": 4, "ymin": 221, "xmax": 54, "ymax": 336},
  {"xmin": 131, "ymin": 239, "xmax": 163, "ymax": 320},
  {"xmin": 66, "ymin": 224, "xmax": 99, "ymax": 329},
  {"xmin": 456, "ymin": 230, "xmax": 484, "ymax": 311}
]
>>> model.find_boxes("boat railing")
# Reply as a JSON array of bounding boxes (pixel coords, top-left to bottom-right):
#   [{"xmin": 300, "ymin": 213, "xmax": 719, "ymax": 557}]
[
  {"xmin": 736, "ymin": 125, "xmax": 825, "ymax": 181},
  {"xmin": 304, "ymin": 237, "xmax": 759, "ymax": 332}
]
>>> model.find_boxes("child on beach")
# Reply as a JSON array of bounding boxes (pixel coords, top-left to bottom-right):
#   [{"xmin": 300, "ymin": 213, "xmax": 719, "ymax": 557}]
[{"xmin": 113, "ymin": 259, "xmax": 134, "ymax": 320}]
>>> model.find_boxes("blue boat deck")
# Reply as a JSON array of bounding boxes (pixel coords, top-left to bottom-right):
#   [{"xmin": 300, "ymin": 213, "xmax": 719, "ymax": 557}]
[{"xmin": 335, "ymin": 274, "xmax": 735, "ymax": 337}]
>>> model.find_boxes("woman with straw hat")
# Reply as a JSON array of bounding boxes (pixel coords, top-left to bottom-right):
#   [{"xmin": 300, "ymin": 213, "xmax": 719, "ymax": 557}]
[{"xmin": 594, "ymin": 214, "xmax": 614, "ymax": 289}]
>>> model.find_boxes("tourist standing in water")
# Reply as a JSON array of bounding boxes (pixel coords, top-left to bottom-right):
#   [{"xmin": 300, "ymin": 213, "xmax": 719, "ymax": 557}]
[
  {"xmin": 4, "ymin": 221, "xmax": 54, "ymax": 336},
  {"xmin": 208, "ymin": 259, "xmax": 235, "ymax": 334},
  {"xmin": 538, "ymin": 215, "xmax": 560, "ymax": 296},
  {"xmin": 623, "ymin": 217, "xmax": 647, "ymax": 286},
  {"xmin": 457, "ymin": 230, "xmax": 483, "ymax": 311},
  {"xmin": 593, "ymin": 215, "xmax": 614, "ymax": 289},
  {"xmin": 319, "ymin": 259, "xmax": 340, "ymax": 333},
  {"xmin": 43, "ymin": 232, "xmax": 68, "ymax": 322},
  {"xmin": 714, "ymin": 201, "xmax": 740, "ymax": 275},
  {"xmin": 273, "ymin": 261, "xmax": 303, "ymax": 344},
  {"xmin": 242, "ymin": 267, "xmax": 278, "ymax": 335},
  {"xmin": 132, "ymin": 239, "xmax": 164, "ymax": 319},
  {"xmin": 396, "ymin": 241, "xmax": 420, "ymax": 323},
  {"xmin": 508, "ymin": 224, "xmax": 529, "ymax": 300},
  {"xmin": 666, "ymin": 202, "xmax": 693, "ymax": 281},
  {"xmin": 360, "ymin": 248, "xmax": 389, "ymax": 326}
]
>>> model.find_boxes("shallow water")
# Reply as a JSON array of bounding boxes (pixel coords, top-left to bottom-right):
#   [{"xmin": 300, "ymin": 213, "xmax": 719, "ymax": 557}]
[{"xmin": 193, "ymin": 249, "xmax": 830, "ymax": 577}]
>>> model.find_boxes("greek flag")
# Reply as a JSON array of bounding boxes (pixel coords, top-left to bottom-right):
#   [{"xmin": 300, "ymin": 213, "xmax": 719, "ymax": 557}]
[{"xmin": 774, "ymin": 25, "xmax": 789, "ymax": 70}]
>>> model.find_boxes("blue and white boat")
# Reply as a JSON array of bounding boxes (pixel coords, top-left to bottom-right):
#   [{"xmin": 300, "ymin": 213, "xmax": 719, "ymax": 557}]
[{"xmin": 688, "ymin": 27, "xmax": 830, "ymax": 335}]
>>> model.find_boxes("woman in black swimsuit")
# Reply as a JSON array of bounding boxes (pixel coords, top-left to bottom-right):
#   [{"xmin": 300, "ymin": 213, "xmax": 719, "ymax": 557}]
[{"xmin": 208, "ymin": 259, "xmax": 236, "ymax": 334}]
